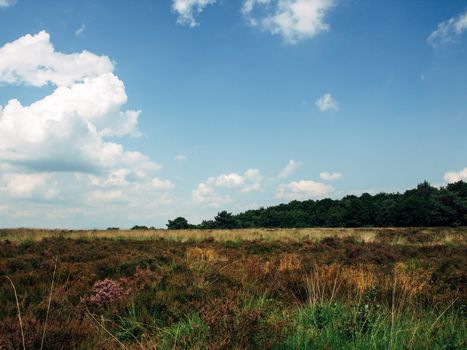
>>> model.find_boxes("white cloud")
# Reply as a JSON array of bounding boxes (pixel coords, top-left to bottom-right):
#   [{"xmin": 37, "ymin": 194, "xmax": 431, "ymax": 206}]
[
  {"xmin": 444, "ymin": 167, "xmax": 467, "ymax": 183},
  {"xmin": 75, "ymin": 24, "xmax": 86, "ymax": 36},
  {"xmin": 276, "ymin": 179, "xmax": 333, "ymax": 200},
  {"xmin": 278, "ymin": 159, "xmax": 301, "ymax": 178},
  {"xmin": 0, "ymin": 31, "xmax": 155, "ymax": 174},
  {"xmin": 193, "ymin": 169, "xmax": 262, "ymax": 206},
  {"xmin": 0, "ymin": 0, "xmax": 15, "ymax": 8},
  {"xmin": 175, "ymin": 154, "xmax": 187, "ymax": 161},
  {"xmin": 242, "ymin": 169, "xmax": 263, "ymax": 192},
  {"xmin": 88, "ymin": 169, "xmax": 145, "ymax": 187},
  {"xmin": 1, "ymin": 173, "xmax": 57, "ymax": 199},
  {"xmin": 243, "ymin": 0, "xmax": 336, "ymax": 44},
  {"xmin": 320, "ymin": 171, "xmax": 342, "ymax": 181},
  {"xmin": 315, "ymin": 93, "xmax": 339, "ymax": 112},
  {"xmin": 242, "ymin": 0, "xmax": 271, "ymax": 14},
  {"xmin": 88, "ymin": 190, "xmax": 124, "ymax": 202},
  {"xmin": 0, "ymin": 32, "xmax": 178, "ymax": 223},
  {"xmin": 0, "ymin": 31, "xmax": 113, "ymax": 87},
  {"xmin": 192, "ymin": 182, "xmax": 232, "ymax": 207},
  {"xmin": 208, "ymin": 173, "xmax": 245, "ymax": 188},
  {"xmin": 428, "ymin": 9, "xmax": 467, "ymax": 47},
  {"xmin": 172, "ymin": 0, "xmax": 217, "ymax": 27},
  {"xmin": 151, "ymin": 178, "xmax": 176, "ymax": 191},
  {"xmin": 242, "ymin": 0, "xmax": 271, "ymax": 25}
]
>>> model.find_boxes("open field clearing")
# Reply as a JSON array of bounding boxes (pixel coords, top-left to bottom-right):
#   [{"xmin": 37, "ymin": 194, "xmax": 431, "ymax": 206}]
[
  {"xmin": 1, "ymin": 228, "xmax": 466, "ymax": 349},
  {"xmin": 1, "ymin": 227, "xmax": 466, "ymax": 245}
]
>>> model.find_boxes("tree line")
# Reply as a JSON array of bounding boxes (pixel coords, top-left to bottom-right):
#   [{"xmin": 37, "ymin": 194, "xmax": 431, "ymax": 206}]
[{"xmin": 166, "ymin": 181, "xmax": 467, "ymax": 229}]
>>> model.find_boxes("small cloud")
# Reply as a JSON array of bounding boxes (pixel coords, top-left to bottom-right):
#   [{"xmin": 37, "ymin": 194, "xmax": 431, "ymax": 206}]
[
  {"xmin": 172, "ymin": 0, "xmax": 217, "ymax": 27},
  {"xmin": 88, "ymin": 190, "xmax": 124, "ymax": 202},
  {"xmin": 151, "ymin": 178, "xmax": 175, "ymax": 191},
  {"xmin": 444, "ymin": 167, "xmax": 467, "ymax": 183},
  {"xmin": 0, "ymin": 0, "xmax": 16, "ymax": 9},
  {"xmin": 320, "ymin": 171, "xmax": 342, "ymax": 181},
  {"xmin": 208, "ymin": 173, "xmax": 245, "ymax": 188},
  {"xmin": 276, "ymin": 179, "xmax": 333, "ymax": 200},
  {"xmin": 278, "ymin": 159, "xmax": 302, "ymax": 179},
  {"xmin": 315, "ymin": 93, "xmax": 339, "ymax": 112},
  {"xmin": 241, "ymin": 0, "xmax": 271, "ymax": 26},
  {"xmin": 192, "ymin": 182, "xmax": 231, "ymax": 207},
  {"xmin": 242, "ymin": 169, "xmax": 263, "ymax": 192},
  {"xmin": 428, "ymin": 9, "xmax": 467, "ymax": 47},
  {"xmin": 242, "ymin": 0, "xmax": 336, "ymax": 44},
  {"xmin": 75, "ymin": 24, "xmax": 86, "ymax": 36},
  {"xmin": 192, "ymin": 168, "xmax": 262, "ymax": 206},
  {"xmin": 175, "ymin": 154, "xmax": 187, "ymax": 161}
]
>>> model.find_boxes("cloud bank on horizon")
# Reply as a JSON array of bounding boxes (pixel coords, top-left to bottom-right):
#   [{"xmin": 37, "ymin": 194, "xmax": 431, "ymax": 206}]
[{"xmin": 0, "ymin": 32, "xmax": 338, "ymax": 226}]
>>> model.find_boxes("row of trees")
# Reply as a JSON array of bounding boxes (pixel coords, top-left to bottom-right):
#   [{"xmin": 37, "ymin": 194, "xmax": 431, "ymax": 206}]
[{"xmin": 167, "ymin": 181, "xmax": 467, "ymax": 229}]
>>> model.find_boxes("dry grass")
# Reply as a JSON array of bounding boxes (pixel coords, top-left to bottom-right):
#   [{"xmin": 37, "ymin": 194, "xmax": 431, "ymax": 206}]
[
  {"xmin": 1, "ymin": 226, "xmax": 466, "ymax": 245},
  {"xmin": 0, "ymin": 234, "xmax": 465, "ymax": 348},
  {"xmin": 278, "ymin": 253, "xmax": 302, "ymax": 272},
  {"xmin": 303, "ymin": 261, "xmax": 438, "ymax": 310},
  {"xmin": 186, "ymin": 247, "xmax": 227, "ymax": 264},
  {"xmin": 3, "ymin": 276, "xmax": 25, "ymax": 350}
]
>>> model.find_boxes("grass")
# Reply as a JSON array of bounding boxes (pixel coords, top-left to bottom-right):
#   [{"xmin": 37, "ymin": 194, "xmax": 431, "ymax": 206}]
[
  {"xmin": 3, "ymin": 276, "xmax": 25, "ymax": 350},
  {"xmin": 0, "ymin": 228, "xmax": 465, "ymax": 349},
  {"xmin": 0, "ymin": 226, "xmax": 465, "ymax": 245},
  {"xmin": 279, "ymin": 303, "xmax": 465, "ymax": 350}
]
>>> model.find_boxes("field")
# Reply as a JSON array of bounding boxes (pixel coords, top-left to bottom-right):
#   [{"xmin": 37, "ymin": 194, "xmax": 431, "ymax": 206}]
[{"xmin": 0, "ymin": 227, "xmax": 466, "ymax": 349}]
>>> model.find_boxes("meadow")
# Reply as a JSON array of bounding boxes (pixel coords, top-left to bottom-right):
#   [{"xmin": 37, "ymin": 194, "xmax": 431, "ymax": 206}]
[{"xmin": 0, "ymin": 227, "xmax": 466, "ymax": 349}]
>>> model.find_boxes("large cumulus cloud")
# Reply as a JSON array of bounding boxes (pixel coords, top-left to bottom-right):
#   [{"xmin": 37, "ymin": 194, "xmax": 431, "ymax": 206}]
[
  {"xmin": 0, "ymin": 32, "xmax": 173, "ymax": 225},
  {"xmin": 0, "ymin": 31, "xmax": 153, "ymax": 173}
]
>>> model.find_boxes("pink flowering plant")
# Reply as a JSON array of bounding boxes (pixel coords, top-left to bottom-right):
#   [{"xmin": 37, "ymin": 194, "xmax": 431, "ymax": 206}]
[{"xmin": 80, "ymin": 278, "xmax": 125, "ymax": 308}]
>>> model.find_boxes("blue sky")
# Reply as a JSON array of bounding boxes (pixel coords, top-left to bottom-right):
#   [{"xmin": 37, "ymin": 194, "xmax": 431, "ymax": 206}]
[{"xmin": 0, "ymin": 0, "xmax": 466, "ymax": 228}]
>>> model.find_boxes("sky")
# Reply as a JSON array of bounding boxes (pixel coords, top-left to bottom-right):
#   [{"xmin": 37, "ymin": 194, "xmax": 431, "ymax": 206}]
[{"xmin": 0, "ymin": 0, "xmax": 466, "ymax": 229}]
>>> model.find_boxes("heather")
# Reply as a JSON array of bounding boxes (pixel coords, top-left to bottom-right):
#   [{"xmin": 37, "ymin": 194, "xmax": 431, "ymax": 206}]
[{"xmin": 0, "ymin": 229, "xmax": 466, "ymax": 349}]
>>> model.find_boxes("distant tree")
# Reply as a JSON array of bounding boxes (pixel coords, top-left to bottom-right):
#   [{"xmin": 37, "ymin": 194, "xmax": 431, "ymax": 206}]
[
  {"xmin": 172, "ymin": 181, "xmax": 467, "ymax": 229},
  {"xmin": 447, "ymin": 181, "xmax": 467, "ymax": 197},
  {"xmin": 131, "ymin": 225, "xmax": 149, "ymax": 230},
  {"xmin": 166, "ymin": 217, "xmax": 190, "ymax": 230},
  {"xmin": 396, "ymin": 181, "xmax": 438, "ymax": 226},
  {"xmin": 213, "ymin": 211, "xmax": 238, "ymax": 229},
  {"xmin": 199, "ymin": 219, "xmax": 215, "ymax": 229}
]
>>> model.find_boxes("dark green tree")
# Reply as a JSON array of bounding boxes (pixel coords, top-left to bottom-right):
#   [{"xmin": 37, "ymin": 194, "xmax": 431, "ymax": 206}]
[
  {"xmin": 213, "ymin": 211, "xmax": 237, "ymax": 229},
  {"xmin": 166, "ymin": 181, "xmax": 467, "ymax": 229},
  {"xmin": 167, "ymin": 217, "xmax": 191, "ymax": 230}
]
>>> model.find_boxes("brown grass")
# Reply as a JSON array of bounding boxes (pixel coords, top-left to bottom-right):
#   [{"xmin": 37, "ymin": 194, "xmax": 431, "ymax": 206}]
[
  {"xmin": 0, "ymin": 233, "xmax": 465, "ymax": 349},
  {"xmin": 1, "ymin": 226, "xmax": 465, "ymax": 245}
]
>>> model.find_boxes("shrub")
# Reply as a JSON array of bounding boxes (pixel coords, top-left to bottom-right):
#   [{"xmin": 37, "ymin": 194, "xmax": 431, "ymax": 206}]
[{"xmin": 80, "ymin": 279, "xmax": 125, "ymax": 308}]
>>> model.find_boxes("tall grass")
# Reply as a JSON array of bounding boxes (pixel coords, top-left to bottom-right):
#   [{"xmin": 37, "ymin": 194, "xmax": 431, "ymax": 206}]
[
  {"xmin": 1, "ymin": 227, "xmax": 466, "ymax": 245},
  {"xmin": 40, "ymin": 257, "xmax": 57, "ymax": 350},
  {"xmin": 280, "ymin": 263, "xmax": 466, "ymax": 349},
  {"xmin": 3, "ymin": 276, "xmax": 25, "ymax": 350},
  {"xmin": 279, "ymin": 303, "xmax": 465, "ymax": 350},
  {"xmin": 1, "ymin": 233, "xmax": 465, "ymax": 349}
]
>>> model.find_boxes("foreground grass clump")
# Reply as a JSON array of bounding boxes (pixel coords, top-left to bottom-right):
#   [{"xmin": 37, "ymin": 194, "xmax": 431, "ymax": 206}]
[
  {"xmin": 0, "ymin": 231, "xmax": 466, "ymax": 349},
  {"xmin": 280, "ymin": 303, "xmax": 464, "ymax": 350}
]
